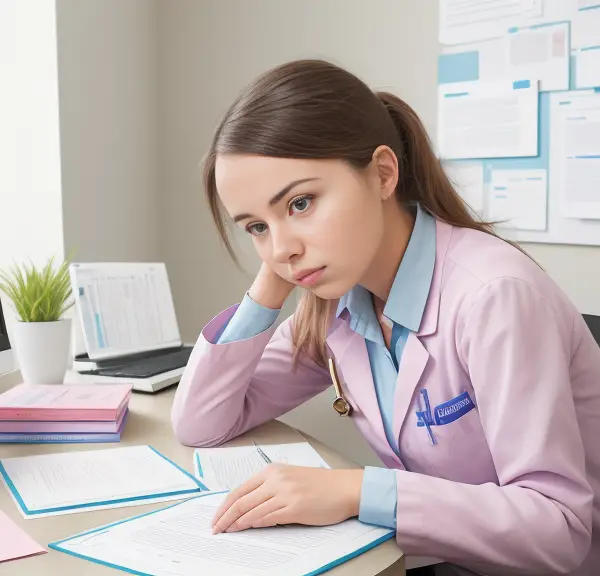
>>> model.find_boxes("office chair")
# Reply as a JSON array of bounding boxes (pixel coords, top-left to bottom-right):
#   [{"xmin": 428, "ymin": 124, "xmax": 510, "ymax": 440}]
[{"xmin": 582, "ymin": 314, "xmax": 600, "ymax": 347}]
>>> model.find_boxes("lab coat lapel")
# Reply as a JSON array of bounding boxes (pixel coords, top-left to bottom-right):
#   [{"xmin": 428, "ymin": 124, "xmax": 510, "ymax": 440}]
[
  {"xmin": 393, "ymin": 332, "xmax": 430, "ymax": 441},
  {"xmin": 326, "ymin": 321, "xmax": 388, "ymax": 448},
  {"xmin": 391, "ymin": 219, "xmax": 452, "ymax": 440}
]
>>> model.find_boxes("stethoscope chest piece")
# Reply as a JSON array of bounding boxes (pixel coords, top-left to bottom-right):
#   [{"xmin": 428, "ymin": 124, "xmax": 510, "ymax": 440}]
[{"xmin": 328, "ymin": 357, "xmax": 353, "ymax": 417}]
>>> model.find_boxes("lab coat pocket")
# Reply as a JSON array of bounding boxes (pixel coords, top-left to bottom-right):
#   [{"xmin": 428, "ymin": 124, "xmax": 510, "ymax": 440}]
[{"xmin": 415, "ymin": 392, "xmax": 494, "ymax": 484}]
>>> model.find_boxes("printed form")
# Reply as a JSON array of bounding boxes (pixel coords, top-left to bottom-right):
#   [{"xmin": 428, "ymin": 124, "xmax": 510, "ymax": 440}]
[
  {"xmin": 195, "ymin": 442, "xmax": 330, "ymax": 491},
  {"xmin": 439, "ymin": 0, "xmax": 542, "ymax": 45},
  {"xmin": 50, "ymin": 493, "xmax": 394, "ymax": 576},
  {"xmin": 0, "ymin": 445, "xmax": 200, "ymax": 517},
  {"xmin": 438, "ymin": 79, "xmax": 538, "ymax": 159},
  {"xmin": 488, "ymin": 169, "xmax": 548, "ymax": 231},
  {"xmin": 551, "ymin": 91, "xmax": 600, "ymax": 220},
  {"xmin": 572, "ymin": 5, "xmax": 600, "ymax": 88}
]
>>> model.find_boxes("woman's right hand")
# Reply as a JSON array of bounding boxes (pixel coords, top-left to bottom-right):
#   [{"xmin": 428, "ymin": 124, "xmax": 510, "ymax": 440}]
[{"xmin": 248, "ymin": 262, "xmax": 295, "ymax": 310}]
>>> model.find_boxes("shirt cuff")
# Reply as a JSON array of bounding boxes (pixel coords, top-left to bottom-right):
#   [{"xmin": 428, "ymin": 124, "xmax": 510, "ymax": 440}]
[
  {"xmin": 215, "ymin": 293, "xmax": 281, "ymax": 344},
  {"xmin": 358, "ymin": 466, "xmax": 397, "ymax": 530}
]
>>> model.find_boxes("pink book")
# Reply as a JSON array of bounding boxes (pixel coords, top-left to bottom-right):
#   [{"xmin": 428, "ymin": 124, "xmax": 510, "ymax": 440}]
[
  {"xmin": 0, "ymin": 404, "xmax": 128, "ymax": 433},
  {"xmin": 0, "ymin": 383, "xmax": 132, "ymax": 421}
]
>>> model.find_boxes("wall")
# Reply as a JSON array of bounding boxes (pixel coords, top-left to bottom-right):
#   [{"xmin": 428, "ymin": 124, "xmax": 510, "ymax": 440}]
[{"xmin": 56, "ymin": 0, "xmax": 161, "ymax": 265}]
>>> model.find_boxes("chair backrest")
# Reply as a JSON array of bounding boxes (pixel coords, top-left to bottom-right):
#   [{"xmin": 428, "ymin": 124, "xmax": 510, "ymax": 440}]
[{"xmin": 582, "ymin": 314, "xmax": 600, "ymax": 347}]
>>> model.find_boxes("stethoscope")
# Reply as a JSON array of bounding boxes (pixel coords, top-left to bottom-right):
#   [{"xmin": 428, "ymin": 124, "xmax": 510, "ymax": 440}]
[{"xmin": 328, "ymin": 357, "xmax": 353, "ymax": 417}]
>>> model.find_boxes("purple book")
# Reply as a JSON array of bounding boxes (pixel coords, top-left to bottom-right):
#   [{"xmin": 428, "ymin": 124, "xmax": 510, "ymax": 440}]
[{"xmin": 0, "ymin": 409, "xmax": 128, "ymax": 443}]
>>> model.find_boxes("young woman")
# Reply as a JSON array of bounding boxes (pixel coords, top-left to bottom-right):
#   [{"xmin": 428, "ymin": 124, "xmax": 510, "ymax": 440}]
[{"xmin": 171, "ymin": 59, "xmax": 600, "ymax": 576}]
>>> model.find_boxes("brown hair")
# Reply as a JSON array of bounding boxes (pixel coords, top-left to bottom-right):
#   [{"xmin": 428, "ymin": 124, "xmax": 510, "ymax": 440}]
[{"xmin": 204, "ymin": 59, "xmax": 525, "ymax": 368}]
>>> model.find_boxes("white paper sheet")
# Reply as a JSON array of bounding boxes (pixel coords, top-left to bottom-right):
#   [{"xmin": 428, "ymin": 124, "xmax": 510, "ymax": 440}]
[
  {"xmin": 488, "ymin": 169, "xmax": 548, "ymax": 230},
  {"xmin": 576, "ymin": 48, "xmax": 600, "ymax": 89},
  {"xmin": 437, "ymin": 79, "xmax": 538, "ymax": 159},
  {"xmin": 0, "ymin": 445, "xmax": 200, "ymax": 517},
  {"xmin": 51, "ymin": 493, "xmax": 394, "ymax": 576},
  {"xmin": 552, "ymin": 91, "xmax": 600, "ymax": 219},
  {"xmin": 441, "ymin": 37, "xmax": 507, "ymax": 81},
  {"xmin": 507, "ymin": 22, "xmax": 570, "ymax": 91},
  {"xmin": 443, "ymin": 162, "xmax": 485, "ymax": 214},
  {"xmin": 573, "ymin": 5, "xmax": 600, "ymax": 48},
  {"xmin": 439, "ymin": 0, "xmax": 542, "ymax": 45},
  {"xmin": 194, "ymin": 443, "xmax": 330, "ymax": 491}
]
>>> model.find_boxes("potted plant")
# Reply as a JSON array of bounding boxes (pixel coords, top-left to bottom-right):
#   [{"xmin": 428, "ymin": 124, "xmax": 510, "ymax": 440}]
[{"xmin": 0, "ymin": 256, "xmax": 74, "ymax": 384}]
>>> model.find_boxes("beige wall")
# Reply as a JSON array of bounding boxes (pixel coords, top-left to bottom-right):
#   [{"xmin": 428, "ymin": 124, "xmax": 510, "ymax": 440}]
[{"xmin": 56, "ymin": 0, "xmax": 161, "ymax": 264}]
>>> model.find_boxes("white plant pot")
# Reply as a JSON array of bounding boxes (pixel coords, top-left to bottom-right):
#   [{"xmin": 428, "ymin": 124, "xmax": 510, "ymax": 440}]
[{"xmin": 12, "ymin": 319, "xmax": 71, "ymax": 384}]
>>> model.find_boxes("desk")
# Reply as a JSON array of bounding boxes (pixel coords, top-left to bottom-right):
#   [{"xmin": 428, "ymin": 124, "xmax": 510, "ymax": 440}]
[{"xmin": 0, "ymin": 376, "xmax": 405, "ymax": 575}]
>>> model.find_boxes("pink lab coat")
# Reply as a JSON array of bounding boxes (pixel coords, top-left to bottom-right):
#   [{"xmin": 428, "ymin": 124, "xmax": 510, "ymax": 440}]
[{"xmin": 172, "ymin": 218, "xmax": 600, "ymax": 575}]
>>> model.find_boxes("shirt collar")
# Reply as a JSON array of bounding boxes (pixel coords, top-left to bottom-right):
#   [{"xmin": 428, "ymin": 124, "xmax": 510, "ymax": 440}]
[{"xmin": 336, "ymin": 203, "xmax": 436, "ymax": 333}]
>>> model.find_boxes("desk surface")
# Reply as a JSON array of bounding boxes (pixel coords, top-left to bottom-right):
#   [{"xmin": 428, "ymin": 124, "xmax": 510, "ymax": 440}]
[{"xmin": 0, "ymin": 377, "xmax": 404, "ymax": 575}]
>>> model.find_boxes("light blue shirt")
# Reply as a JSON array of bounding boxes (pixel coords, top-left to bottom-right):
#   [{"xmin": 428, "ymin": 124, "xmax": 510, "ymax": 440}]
[{"xmin": 217, "ymin": 204, "xmax": 436, "ymax": 530}]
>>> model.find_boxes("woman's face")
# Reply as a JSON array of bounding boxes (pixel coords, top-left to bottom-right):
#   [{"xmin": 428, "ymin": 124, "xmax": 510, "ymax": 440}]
[{"xmin": 214, "ymin": 151, "xmax": 396, "ymax": 300}]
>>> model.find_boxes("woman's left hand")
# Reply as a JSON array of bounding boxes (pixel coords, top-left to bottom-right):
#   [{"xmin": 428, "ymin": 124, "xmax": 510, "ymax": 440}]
[{"xmin": 211, "ymin": 464, "xmax": 364, "ymax": 534}]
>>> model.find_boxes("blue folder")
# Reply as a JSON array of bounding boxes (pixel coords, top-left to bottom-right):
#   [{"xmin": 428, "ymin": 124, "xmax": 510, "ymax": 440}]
[{"xmin": 49, "ymin": 492, "xmax": 396, "ymax": 576}]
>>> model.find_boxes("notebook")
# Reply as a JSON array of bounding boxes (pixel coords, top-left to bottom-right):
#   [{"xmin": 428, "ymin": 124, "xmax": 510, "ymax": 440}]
[
  {"xmin": 194, "ymin": 442, "xmax": 331, "ymax": 492},
  {"xmin": 0, "ymin": 445, "xmax": 205, "ymax": 517},
  {"xmin": 0, "ymin": 383, "xmax": 132, "ymax": 421},
  {"xmin": 49, "ymin": 492, "xmax": 395, "ymax": 576}
]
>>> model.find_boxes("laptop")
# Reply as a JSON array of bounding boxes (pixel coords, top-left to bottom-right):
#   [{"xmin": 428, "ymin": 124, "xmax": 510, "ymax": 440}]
[{"xmin": 69, "ymin": 262, "xmax": 194, "ymax": 393}]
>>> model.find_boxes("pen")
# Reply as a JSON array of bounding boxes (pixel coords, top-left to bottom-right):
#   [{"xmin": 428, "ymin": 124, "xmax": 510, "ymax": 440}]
[{"xmin": 253, "ymin": 440, "xmax": 272, "ymax": 464}]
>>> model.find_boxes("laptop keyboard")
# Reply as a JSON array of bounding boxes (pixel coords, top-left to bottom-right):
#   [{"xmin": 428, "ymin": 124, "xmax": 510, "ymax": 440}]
[{"xmin": 97, "ymin": 347, "xmax": 194, "ymax": 379}]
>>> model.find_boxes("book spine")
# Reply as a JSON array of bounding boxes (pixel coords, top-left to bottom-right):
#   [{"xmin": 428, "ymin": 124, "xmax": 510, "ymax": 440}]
[{"xmin": 0, "ymin": 432, "xmax": 120, "ymax": 443}]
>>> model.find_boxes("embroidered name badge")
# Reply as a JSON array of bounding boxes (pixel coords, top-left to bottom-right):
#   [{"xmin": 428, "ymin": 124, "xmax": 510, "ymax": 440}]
[{"xmin": 433, "ymin": 391, "xmax": 475, "ymax": 426}]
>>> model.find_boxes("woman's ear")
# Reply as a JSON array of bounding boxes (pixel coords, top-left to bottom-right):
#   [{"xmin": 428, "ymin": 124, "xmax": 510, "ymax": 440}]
[{"xmin": 371, "ymin": 145, "xmax": 399, "ymax": 200}]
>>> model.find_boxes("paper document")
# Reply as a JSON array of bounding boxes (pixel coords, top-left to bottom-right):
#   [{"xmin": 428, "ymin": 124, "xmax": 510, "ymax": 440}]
[
  {"xmin": 439, "ymin": 0, "xmax": 542, "ymax": 45},
  {"xmin": 575, "ymin": 48, "xmax": 600, "ymax": 89},
  {"xmin": 437, "ymin": 79, "xmax": 538, "ymax": 159},
  {"xmin": 70, "ymin": 262, "xmax": 181, "ymax": 360},
  {"xmin": 443, "ymin": 162, "xmax": 484, "ymax": 214},
  {"xmin": 50, "ymin": 492, "xmax": 395, "ymax": 576},
  {"xmin": 440, "ymin": 21, "xmax": 569, "ymax": 92},
  {"xmin": 0, "ymin": 509, "xmax": 46, "ymax": 562},
  {"xmin": 194, "ymin": 442, "xmax": 330, "ymax": 491},
  {"xmin": 507, "ymin": 22, "xmax": 569, "ymax": 92},
  {"xmin": 551, "ymin": 90, "xmax": 600, "ymax": 220},
  {"xmin": 573, "ymin": 4, "xmax": 600, "ymax": 49},
  {"xmin": 488, "ymin": 169, "xmax": 548, "ymax": 231},
  {"xmin": 0, "ymin": 445, "xmax": 202, "ymax": 517}
]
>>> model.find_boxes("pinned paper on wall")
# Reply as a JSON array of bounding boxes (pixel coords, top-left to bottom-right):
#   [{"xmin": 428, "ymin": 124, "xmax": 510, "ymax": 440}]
[
  {"xmin": 507, "ymin": 22, "xmax": 570, "ymax": 92},
  {"xmin": 439, "ymin": 22, "xmax": 570, "ymax": 92},
  {"xmin": 439, "ymin": 0, "xmax": 542, "ymax": 45},
  {"xmin": 551, "ymin": 90, "xmax": 600, "ymax": 220},
  {"xmin": 443, "ymin": 161, "xmax": 484, "ymax": 215},
  {"xmin": 572, "ymin": 5, "xmax": 600, "ymax": 89},
  {"xmin": 488, "ymin": 169, "xmax": 548, "ymax": 231},
  {"xmin": 437, "ymin": 79, "xmax": 538, "ymax": 160}
]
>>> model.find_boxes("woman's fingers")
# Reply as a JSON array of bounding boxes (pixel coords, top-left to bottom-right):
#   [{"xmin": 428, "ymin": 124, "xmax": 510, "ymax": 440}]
[
  {"xmin": 225, "ymin": 497, "xmax": 286, "ymax": 532},
  {"xmin": 211, "ymin": 473, "xmax": 265, "ymax": 530},
  {"xmin": 212, "ymin": 480, "xmax": 272, "ymax": 534}
]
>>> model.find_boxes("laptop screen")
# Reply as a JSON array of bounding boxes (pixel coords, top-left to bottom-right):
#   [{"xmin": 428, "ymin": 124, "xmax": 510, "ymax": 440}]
[{"xmin": 70, "ymin": 262, "xmax": 182, "ymax": 360}]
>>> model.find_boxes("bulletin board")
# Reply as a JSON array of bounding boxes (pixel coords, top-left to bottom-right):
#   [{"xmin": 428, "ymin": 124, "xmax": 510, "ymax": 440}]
[{"xmin": 438, "ymin": 0, "xmax": 600, "ymax": 246}]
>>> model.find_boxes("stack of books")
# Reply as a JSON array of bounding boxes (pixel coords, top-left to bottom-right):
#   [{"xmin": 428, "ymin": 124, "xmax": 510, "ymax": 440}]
[{"xmin": 0, "ymin": 383, "xmax": 132, "ymax": 443}]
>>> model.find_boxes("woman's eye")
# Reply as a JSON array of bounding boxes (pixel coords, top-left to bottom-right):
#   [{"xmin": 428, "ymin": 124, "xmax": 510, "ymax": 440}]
[
  {"xmin": 247, "ymin": 223, "xmax": 268, "ymax": 236},
  {"xmin": 289, "ymin": 195, "xmax": 313, "ymax": 215}
]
